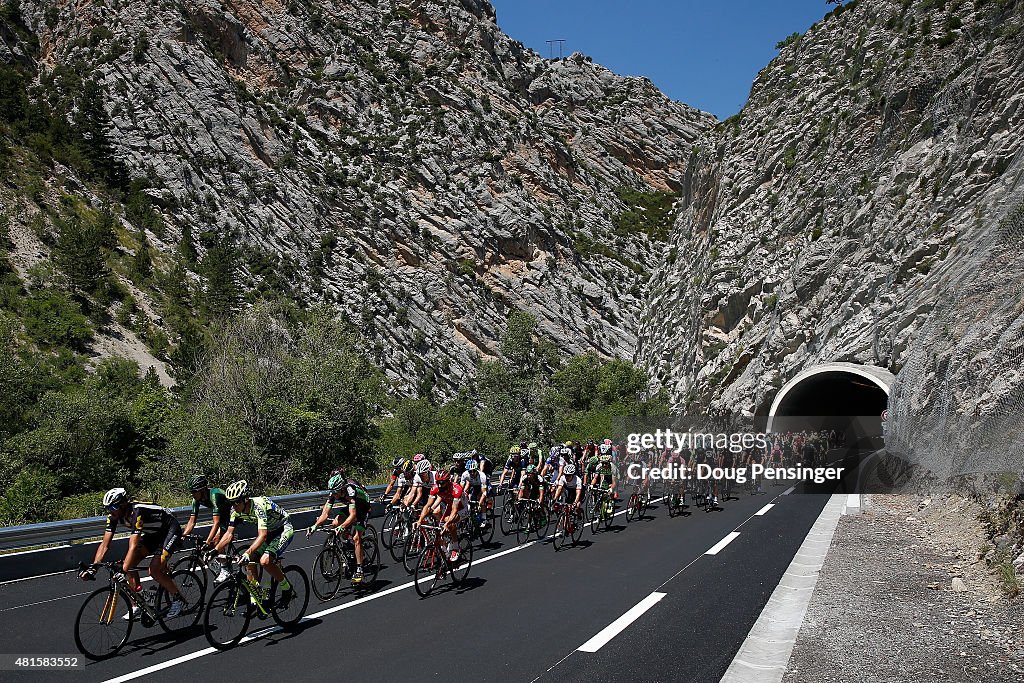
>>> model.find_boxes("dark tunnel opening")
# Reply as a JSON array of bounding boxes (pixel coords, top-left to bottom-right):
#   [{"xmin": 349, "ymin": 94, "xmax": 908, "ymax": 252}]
[{"xmin": 771, "ymin": 371, "xmax": 889, "ymax": 447}]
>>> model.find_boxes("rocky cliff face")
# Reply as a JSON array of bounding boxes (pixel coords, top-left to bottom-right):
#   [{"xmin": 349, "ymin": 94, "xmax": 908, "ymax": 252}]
[
  {"xmin": 6, "ymin": 0, "xmax": 712, "ymax": 393},
  {"xmin": 637, "ymin": 0, "xmax": 1024, "ymax": 438}
]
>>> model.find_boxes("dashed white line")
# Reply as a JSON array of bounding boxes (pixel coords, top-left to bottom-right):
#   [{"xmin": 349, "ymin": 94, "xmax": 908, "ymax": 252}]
[
  {"xmin": 754, "ymin": 503, "xmax": 775, "ymax": 516},
  {"xmin": 705, "ymin": 531, "xmax": 740, "ymax": 555},
  {"xmin": 577, "ymin": 591, "xmax": 667, "ymax": 653},
  {"xmin": 782, "ymin": 486, "xmax": 795, "ymax": 495}
]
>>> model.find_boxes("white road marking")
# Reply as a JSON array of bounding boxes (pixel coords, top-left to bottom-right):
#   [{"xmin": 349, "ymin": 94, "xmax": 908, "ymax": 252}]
[
  {"xmin": 754, "ymin": 503, "xmax": 775, "ymax": 516},
  {"xmin": 705, "ymin": 531, "xmax": 740, "ymax": 555},
  {"xmin": 782, "ymin": 486, "xmax": 795, "ymax": 495},
  {"xmin": 577, "ymin": 591, "xmax": 667, "ymax": 653}
]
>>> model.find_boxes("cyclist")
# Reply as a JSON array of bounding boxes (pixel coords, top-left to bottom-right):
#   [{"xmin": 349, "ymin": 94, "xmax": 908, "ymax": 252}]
[
  {"xmin": 403, "ymin": 454, "xmax": 433, "ymax": 508},
  {"xmin": 416, "ymin": 470, "xmax": 467, "ymax": 562},
  {"xmin": 518, "ymin": 464, "xmax": 546, "ymax": 509},
  {"xmin": 308, "ymin": 470, "xmax": 372, "ymax": 584},
  {"xmin": 182, "ymin": 475, "xmax": 234, "ymax": 582},
  {"xmin": 460, "ymin": 459, "xmax": 490, "ymax": 528},
  {"xmin": 381, "ymin": 457, "xmax": 413, "ymax": 506},
  {"xmin": 215, "ymin": 481, "xmax": 295, "ymax": 607},
  {"xmin": 527, "ymin": 442, "xmax": 544, "ymax": 469},
  {"xmin": 473, "ymin": 449, "xmax": 494, "ymax": 479},
  {"xmin": 540, "ymin": 442, "xmax": 569, "ymax": 485},
  {"xmin": 551, "ymin": 463, "xmax": 584, "ymax": 509},
  {"xmin": 499, "ymin": 444, "xmax": 530, "ymax": 491},
  {"xmin": 80, "ymin": 488, "xmax": 186, "ymax": 619},
  {"xmin": 587, "ymin": 452, "xmax": 619, "ymax": 517},
  {"xmin": 661, "ymin": 448, "xmax": 686, "ymax": 508}
]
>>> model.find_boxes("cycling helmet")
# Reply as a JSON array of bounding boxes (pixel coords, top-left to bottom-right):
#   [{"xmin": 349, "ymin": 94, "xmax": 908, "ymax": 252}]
[
  {"xmin": 103, "ymin": 487, "xmax": 128, "ymax": 509},
  {"xmin": 564, "ymin": 464, "xmax": 576, "ymax": 476},
  {"xmin": 435, "ymin": 470, "xmax": 452, "ymax": 486},
  {"xmin": 526, "ymin": 464, "xmax": 536, "ymax": 474},
  {"xmin": 413, "ymin": 453, "xmax": 425, "ymax": 463},
  {"xmin": 448, "ymin": 464, "xmax": 460, "ymax": 475},
  {"xmin": 187, "ymin": 474, "xmax": 208, "ymax": 492},
  {"xmin": 468, "ymin": 449, "xmax": 478, "ymax": 457},
  {"xmin": 391, "ymin": 457, "xmax": 404, "ymax": 468},
  {"xmin": 328, "ymin": 473, "xmax": 345, "ymax": 491},
  {"xmin": 528, "ymin": 442, "xmax": 538, "ymax": 450},
  {"xmin": 519, "ymin": 441, "xmax": 527, "ymax": 449},
  {"xmin": 416, "ymin": 460, "xmax": 431, "ymax": 474},
  {"xmin": 599, "ymin": 454, "xmax": 612, "ymax": 463},
  {"xmin": 603, "ymin": 438, "xmax": 612, "ymax": 445},
  {"xmin": 224, "ymin": 480, "xmax": 249, "ymax": 502},
  {"xmin": 563, "ymin": 441, "xmax": 572, "ymax": 447},
  {"xmin": 509, "ymin": 445, "xmax": 518, "ymax": 455},
  {"xmin": 466, "ymin": 460, "xmax": 478, "ymax": 471}
]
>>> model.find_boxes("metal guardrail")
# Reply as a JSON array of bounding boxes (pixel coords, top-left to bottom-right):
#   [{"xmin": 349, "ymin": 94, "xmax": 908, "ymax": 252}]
[{"xmin": 0, "ymin": 486, "xmax": 395, "ymax": 551}]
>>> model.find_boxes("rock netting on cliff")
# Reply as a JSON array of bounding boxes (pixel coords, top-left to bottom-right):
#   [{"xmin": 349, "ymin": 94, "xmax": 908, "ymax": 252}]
[{"xmin": 637, "ymin": 0, "xmax": 1024, "ymax": 471}]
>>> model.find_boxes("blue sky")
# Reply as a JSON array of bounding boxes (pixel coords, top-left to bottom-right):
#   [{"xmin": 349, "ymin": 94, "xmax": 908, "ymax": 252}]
[{"xmin": 488, "ymin": 1, "xmax": 831, "ymax": 119}]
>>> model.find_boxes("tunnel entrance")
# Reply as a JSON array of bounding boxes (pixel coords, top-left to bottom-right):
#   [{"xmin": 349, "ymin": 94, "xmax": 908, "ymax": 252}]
[{"xmin": 766, "ymin": 363, "xmax": 893, "ymax": 445}]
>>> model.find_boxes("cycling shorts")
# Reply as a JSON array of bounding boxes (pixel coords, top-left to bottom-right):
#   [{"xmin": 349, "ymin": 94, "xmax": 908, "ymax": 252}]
[
  {"xmin": 255, "ymin": 523, "xmax": 295, "ymax": 558},
  {"xmin": 140, "ymin": 516, "xmax": 182, "ymax": 561}
]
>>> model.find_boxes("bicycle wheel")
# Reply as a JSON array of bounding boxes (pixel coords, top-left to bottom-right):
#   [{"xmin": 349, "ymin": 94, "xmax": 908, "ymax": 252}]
[
  {"xmin": 360, "ymin": 536, "xmax": 381, "ymax": 587},
  {"xmin": 403, "ymin": 528, "xmax": 426, "ymax": 574},
  {"xmin": 500, "ymin": 497, "xmax": 517, "ymax": 536},
  {"xmin": 74, "ymin": 586, "xmax": 134, "ymax": 660},
  {"xmin": 590, "ymin": 496, "xmax": 601, "ymax": 534},
  {"xmin": 534, "ymin": 506, "xmax": 551, "ymax": 540},
  {"xmin": 452, "ymin": 536, "xmax": 473, "ymax": 585},
  {"xmin": 414, "ymin": 545, "xmax": 442, "ymax": 597},
  {"xmin": 570, "ymin": 510, "xmax": 585, "ymax": 545},
  {"xmin": 170, "ymin": 554, "xmax": 208, "ymax": 595},
  {"xmin": 516, "ymin": 505, "xmax": 532, "ymax": 544},
  {"xmin": 626, "ymin": 492, "xmax": 638, "ymax": 523},
  {"xmin": 381, "ymin": 508, "xmax": 399, "ymax": 550},
  {"xmin": 203, "ymin": 581, "xmax": 251, "ymax": 650},
  {"xmin": 271, "ymin": 565, "xmax": 309, "ymax": 629},
  {"xmin": 156, "ymin": 568, "xmax": 205, "ymax": 633},
  {"xmin": 478, "ymin": 505, "xmax": 496, "ymax": 545},
  {"xmin": 311, "ymin": 547, "xmax": 343, "ymax": 601},
  {"xmin": 552, "ymin": 513, "xmax": 566, "ymax": 551},
  {"xmin": 389, "ymin": 516, "xmax": 410, "ymax": 563}
]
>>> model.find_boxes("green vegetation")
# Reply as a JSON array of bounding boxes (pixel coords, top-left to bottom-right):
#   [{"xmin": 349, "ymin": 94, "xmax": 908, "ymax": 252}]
[
  {"xmin": 611, "ymin": 185, "xmax": 678, "ymax": 242},
  {"xmin": 776, "ymin": 32, "xmax": 802, "ymax": 50}
]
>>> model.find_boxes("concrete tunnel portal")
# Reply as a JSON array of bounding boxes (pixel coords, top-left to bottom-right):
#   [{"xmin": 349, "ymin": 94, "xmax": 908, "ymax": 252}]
[{"xmin": 765, "ymin": 363, "xmax": 894, "ymax": 442}]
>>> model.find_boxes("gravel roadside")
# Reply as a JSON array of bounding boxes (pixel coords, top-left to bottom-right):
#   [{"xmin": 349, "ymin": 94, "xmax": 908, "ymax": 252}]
[{"xmin": 783, "ymin": 493, "xmax": 1024, "ymax": 683}]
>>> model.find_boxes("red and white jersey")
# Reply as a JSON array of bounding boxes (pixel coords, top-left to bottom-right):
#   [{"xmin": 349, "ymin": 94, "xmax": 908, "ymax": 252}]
[{"xmin": 429, "ymin": 482, "xmax": 467, "ymax": 512}]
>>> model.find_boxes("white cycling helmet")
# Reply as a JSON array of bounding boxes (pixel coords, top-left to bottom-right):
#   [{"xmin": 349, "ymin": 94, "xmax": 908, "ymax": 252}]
[
  {"xmin": 416, "ymin": 460, "xmax": 431, "ymax": 474},
  {"xmin": 103, "ymin": 488, "xmax": 128, "ymax": 509},
  {"xmin": 563, "ymin": 464, "xmax": 576, "ymax": 476}
]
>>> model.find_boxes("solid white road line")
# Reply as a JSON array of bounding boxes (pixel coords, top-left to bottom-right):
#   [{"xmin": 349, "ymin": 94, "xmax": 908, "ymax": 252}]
[
  {"xmin": 754, "ymin": 503, "xmax": 775, "ymax": 516},
  {"xmin": 782, "ymin": 486, "xmax": 795, "ymax": 496},
  {"xmin": 705, "ymin": 531, "xmax": 740, "ymax": 555},
  {"xmin": 577, "ymin": 591, "xmax": 667, "ymax": 653}
]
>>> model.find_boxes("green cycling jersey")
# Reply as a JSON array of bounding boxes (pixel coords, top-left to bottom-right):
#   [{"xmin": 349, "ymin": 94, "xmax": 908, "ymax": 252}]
[{"xmin": 229, "ymin": 496, "xmax": 290, "ymax": 533}]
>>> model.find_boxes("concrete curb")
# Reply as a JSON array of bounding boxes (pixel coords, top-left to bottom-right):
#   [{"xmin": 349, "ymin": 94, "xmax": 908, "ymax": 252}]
[{"xmin": 719, "ymin": 493, "xmax": 848, "ymax": 683}]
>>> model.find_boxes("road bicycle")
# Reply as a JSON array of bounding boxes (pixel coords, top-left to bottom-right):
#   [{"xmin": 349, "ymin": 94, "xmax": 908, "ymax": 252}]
[
  {"xmin": 667, "ymin": 484, "xmax": 686, "ymax": 517},
  {"xmin": 387, "ymin": 503, "xmax": 419, "ymax": 564},
  {"xmin": 202, "ymin": 552, "xmax": 309, "ymax": 650},
  {"xmin": 413, "ymin": 523, "xmax": 473, "ymax": 597},
  {"xmin": 588, "ymin": 486, "xmax": 615, "ymax": 533},
  {"xmin": 74, "ymin": 560, "xmax": 205, "ymax": 660},
  {"xmin": 464, "ymin": 496, "xmax": 496, "ymax": 547},
  {"xmin": 499, "ymin": 484, "xmax": 519, "ymax": 537},
  {"xmin": 625, "ymin": 482, "xmax": 651, "ymax": 523},
  {"xmin": 551, "ymin": 500, "xmax": 584, "ymax": 550},
  {"xmin": 310, "ymin": 526, "xmax": 380, "ymax": 601},
  {"xmin": 514, "ymin": 498, "xmax": 550, "ymax": 544}
]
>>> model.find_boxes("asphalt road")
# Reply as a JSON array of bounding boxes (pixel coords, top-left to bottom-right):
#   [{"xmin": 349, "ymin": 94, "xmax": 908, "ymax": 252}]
[{"xmin": 0, "ymin": 480, "xmax": 834, "ymax": 683}]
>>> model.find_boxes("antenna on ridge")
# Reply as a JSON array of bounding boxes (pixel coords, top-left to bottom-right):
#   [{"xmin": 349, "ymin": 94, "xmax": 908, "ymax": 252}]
[{"xmin": 545, "ymin": 39, "xmax": 566, "ymax": 60}]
